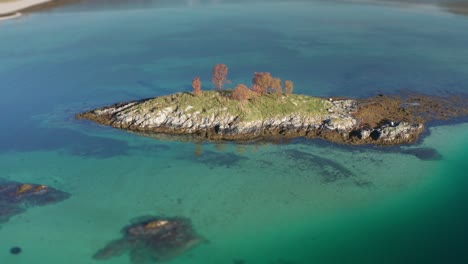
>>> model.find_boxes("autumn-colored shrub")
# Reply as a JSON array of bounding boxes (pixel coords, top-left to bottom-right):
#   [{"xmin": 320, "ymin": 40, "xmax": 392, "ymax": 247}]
[
  {"xmin": 252, "ymin": 84, "xmax": 263, "ymax": 95},
  {"xmin": 192, "ymin": 77, "xmax": 202, "ymax": 96},
  {"xmin": 284, "ymin": 80, "xmax": 294, "ymax": 95},
  {"xmin": 212, "ymin": 64, "xmax": 229, "ymax": 91},
  {"xmin": 232, "ymin": 84, "xmax": 251, "ymax": 102},
  {"xmin": 271, "ymin": 78, "xmax": 282, "ymax": 96},
  {"xmin": 252, "ymin": 72, "xmax": 272, "ymax": 93}
]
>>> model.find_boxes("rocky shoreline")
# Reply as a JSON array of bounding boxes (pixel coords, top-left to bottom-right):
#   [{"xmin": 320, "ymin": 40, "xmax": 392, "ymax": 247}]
[{"xmin": 77, "ymin": 92, "xmax": 467, "ymax": 146}]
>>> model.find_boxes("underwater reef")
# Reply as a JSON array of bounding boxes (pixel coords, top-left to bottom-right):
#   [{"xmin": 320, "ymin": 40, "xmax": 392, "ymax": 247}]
[
  {"xmin": 94, "ymin": 216, "xmax": 203, "ymax": 263},
  {"xmin": 0, "ymin": 179, "xmax": 70, "ymax": 224}
]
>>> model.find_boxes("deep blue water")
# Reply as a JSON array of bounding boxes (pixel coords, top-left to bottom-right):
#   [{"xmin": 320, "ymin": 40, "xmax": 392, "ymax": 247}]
[{"xmin": 0, "ymin": 1, "xmax": 467, "ymax": 263}]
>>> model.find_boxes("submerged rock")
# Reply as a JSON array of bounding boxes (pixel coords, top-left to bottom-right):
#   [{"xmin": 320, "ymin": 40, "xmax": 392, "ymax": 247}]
[
  {"xmin": 0, "ymin": 179, "xmax": 70, "ymax": 224},
  {"xmin": 10, "ymin": 246, "xmax": 22, "ymax": 255},
  {"xmin": 94, "ymin": 216, "xmax": 203, "ymax": 263}
]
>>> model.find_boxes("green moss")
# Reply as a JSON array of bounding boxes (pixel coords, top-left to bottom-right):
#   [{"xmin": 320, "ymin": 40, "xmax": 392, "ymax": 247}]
[{"xmin": 126, "ymin": 91, "xmax": 332, "ymax": 121}]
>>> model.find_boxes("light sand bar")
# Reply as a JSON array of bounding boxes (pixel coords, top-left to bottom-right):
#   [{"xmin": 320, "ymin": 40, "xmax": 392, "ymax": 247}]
[{"xmin": 0, "ymin": 0, "xmax": 51, "ymax": 17}]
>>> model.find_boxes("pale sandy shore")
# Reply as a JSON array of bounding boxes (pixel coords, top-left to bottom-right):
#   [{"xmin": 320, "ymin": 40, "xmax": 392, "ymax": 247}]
[
  {"xmin": 0, "ymin": 11, "xmax": 21, "ymax": 20},
  {"xmin": 0, "ymin": 0, "xmax": 51, "ymax": 18}
]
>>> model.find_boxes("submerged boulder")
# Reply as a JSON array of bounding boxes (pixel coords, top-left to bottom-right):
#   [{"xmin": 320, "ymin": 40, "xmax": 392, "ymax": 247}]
[
  {"xmin": 94, "ymin": 216, "xmax": 203, "ymax": 263},
  {"xmin": 0, "ymin": 179, "xmax": 70, "ymax": 224}
]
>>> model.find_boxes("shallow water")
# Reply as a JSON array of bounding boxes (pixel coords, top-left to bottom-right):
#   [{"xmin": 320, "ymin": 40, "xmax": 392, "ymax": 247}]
[{"xmin": 0, "ymin": 1, "xmax": 467, "ymax": 263}]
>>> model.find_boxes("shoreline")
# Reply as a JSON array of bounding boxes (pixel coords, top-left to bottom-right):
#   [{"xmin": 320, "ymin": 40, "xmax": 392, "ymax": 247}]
[{"xmin": 0, "ymin": 12, "xmax": 22, "ymax": 20}]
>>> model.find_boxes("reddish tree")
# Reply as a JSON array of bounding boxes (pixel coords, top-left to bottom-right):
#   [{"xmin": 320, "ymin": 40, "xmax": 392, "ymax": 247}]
[
  {"xmin": 192, "ymin": 77, "xmax": 202, "ymax": 96},
  {"xmin": 271, "ymin": 78, "xmax": 282, "ymax": 96},
  {"xmin": 252, "ymin": 72, "xmax": 272, "ymax": 93},
  {"xmin": 284, "ymin": 80, "xmax": 294, "ymax": 95},
  {"xmin": 252, "ymin": 84, "xmax": 263, "ymax": 95},
  {"xmin": 232, "ymin": 84, "xmax": 251, "ymax": 102},
  {"xmin": 211, "ymin": 64, "xmax": 229, "ymax": 91}
]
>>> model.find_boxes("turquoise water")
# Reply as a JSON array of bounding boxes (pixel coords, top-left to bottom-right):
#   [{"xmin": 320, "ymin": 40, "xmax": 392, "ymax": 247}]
[{"xmin": 0, "ymin": 1, "xmax": 467, "ymax": 263}]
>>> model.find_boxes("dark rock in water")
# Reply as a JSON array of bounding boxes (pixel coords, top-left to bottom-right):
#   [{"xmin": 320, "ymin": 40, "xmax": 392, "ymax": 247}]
[
  {"xmin": 0, "ymin": 179, "xmax": 70, "ymax": 224},
  {"xmin": 401, "ymin": 147, "xmax": 443, "ymax": 161},
  {"xmin": 10, "ymin": 246, "xmax": 21, "ymax": 255},
  {"xmin": 0, "ymin": 127, "xmax": 130, "ymax": 159},
  {"xmin": 93, "ymin": 216, "xmax": 203, "ymax": 263}
]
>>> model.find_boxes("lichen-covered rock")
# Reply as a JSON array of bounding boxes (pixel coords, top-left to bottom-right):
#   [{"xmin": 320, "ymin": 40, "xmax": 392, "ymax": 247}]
[
  {"xmin": 323, "ymin": 116, "xmax": 357, "ymax": 131},
  {"xmin": 376, "ymin": 122, "xmax": 424, "ymax": 143}
]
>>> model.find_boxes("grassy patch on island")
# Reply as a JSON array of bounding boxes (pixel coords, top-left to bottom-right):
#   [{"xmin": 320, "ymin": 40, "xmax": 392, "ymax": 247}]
[{"xmin": 127, "ymin": 91, "xmax": 332, "ymax": 121}]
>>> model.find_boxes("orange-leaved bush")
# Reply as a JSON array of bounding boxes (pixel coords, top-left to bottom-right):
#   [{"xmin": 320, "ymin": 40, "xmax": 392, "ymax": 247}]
[
  {"xmin": 271, "ymin": 78, "xmax": 282, "ymax": 96},
  {"xmin": 252, "ymin": 84, "xmax": 263, "ymax": 95},
  {"xmin": 232, "ymin": 84, "xmax": 252, "ymax": 102},
  {"xmin": 252, "ymin": 72, "xmax": 272, "ymax": 93}
]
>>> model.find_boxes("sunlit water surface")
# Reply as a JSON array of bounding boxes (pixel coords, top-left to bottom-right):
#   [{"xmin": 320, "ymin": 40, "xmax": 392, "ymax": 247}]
[{"xmin": 0, "ymin": 1, "xmax": 467, "ymax": 263}]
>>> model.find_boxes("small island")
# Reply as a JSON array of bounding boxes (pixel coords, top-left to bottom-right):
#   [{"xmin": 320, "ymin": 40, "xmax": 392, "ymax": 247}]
[{"xmin": 77, "ymin": 64, "xmax": 467, "ymax": 146}]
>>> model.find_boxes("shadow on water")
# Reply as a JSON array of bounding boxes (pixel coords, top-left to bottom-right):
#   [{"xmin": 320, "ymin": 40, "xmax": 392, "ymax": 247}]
[
  {"xmin": 288, "ymin": 137, "xmax": 443, "ymax": 161},
  {"xmin": 184, "ymin": 149, "xmax": 248, "ymax": 169},
  {"xmin": 130, "ymin": 143, "xmax": 171, "ymax": 153},
  {"xmin": 279, "ymin": 149, "xmax": 358, "ymax": 184},
  {"xmin": 0, "ymin": 126, "xmax": 130, "ymax": 159},
  {"xmin": 399, "ymin": 147, "xmax": 442, "ymax": 161}
]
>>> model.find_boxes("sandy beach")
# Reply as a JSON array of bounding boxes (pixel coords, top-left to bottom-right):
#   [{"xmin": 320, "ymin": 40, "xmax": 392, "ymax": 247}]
[{"xmin": 0, "ymin": 0, "xmax": 51, "ymax": 18}]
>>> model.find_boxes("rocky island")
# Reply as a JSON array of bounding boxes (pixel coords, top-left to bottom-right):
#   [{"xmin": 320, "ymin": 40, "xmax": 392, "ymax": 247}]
[{"xmin": 77, "ymin": 65, "xmax": 467, "ymax": 146}]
